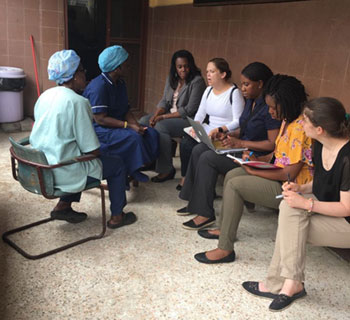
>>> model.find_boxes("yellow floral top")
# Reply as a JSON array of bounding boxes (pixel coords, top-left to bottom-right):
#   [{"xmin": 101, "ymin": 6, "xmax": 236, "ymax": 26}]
[{"xmin": 274, "ymin": 115, "xmax": 314, "ymax": 185}]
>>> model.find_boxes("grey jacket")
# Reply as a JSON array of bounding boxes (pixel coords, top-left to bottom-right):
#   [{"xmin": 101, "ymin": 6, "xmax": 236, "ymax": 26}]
[{"xmin": 157, "ymin": 75, "xmax": 206, "ymax": 119}]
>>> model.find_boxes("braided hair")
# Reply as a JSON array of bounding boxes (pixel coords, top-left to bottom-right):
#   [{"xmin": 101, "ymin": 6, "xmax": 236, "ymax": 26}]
[
  {"xmin": 263, "ymin": 74, "xmax": 308, "ymax": 123},
  {"xmin": 169, "ymin": 50, "xmax": 201, "ymax": 89},
  {"xmin": 303, "ymin": 97, "xmax": 350, "ymax": 139}
]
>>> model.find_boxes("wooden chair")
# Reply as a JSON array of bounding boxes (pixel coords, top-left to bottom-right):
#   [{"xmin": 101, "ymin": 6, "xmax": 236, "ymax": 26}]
[{"xmin": 2, "ymin": 137, "xmax": 107, "ymax": 260}]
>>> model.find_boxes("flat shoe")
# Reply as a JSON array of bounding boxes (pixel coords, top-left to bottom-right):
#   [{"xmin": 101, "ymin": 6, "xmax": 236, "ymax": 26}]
[
  {"xmin": 194, "ymin": 250, "xmax": 235, "ymax": 264},
  {"xmin": 151, "ymin": 168, "xmax": 176, "ymax": 183},
  {"xmin": 197, "ymin": 229, "xmax": 219, "ymax": 240},
  {"xmin": 182, "ymin": 216, "xmax": 215, "ymax": 230},
  {"xmin": 176, "ymin": 206, "xmax": 192, "ymax": 216},
  {"xmin": 107, "ymin": 212, "xmax": 137, "ymax": 229},
  {"xmin": 176, "ymin": 184, "xmax": 182, "ymax": 191},
  {"xmin": 242, "ymin": 281, "xmax": 278, "ymax": 300},
  {"xmin": 50, "ymin": 208, "xmax": 87, "ymax": 224},
  {"xmin": 269, "ymin": 288, "xmax": 307, "ymax": 312}
]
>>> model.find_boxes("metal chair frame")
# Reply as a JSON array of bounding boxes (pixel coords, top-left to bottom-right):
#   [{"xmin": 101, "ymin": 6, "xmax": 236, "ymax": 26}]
[{"xmin": 2, "ymin": 138, "xmax": 107, "ymax": 260}]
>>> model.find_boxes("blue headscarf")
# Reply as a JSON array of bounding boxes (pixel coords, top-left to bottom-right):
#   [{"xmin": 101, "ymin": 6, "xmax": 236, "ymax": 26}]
[
  {"xmin": 98, "ymin": 45, "xmax": 129, "ymax": 72},
  {"xmin": 48, "ymin": 50, "xmax": 81, "ymax": 85}
]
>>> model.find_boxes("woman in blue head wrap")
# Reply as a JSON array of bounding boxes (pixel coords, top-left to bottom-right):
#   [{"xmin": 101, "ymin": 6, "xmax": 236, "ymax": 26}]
[
  {"xmin": 83, "ymin": 45, "xmax": 159, "ymax": 183},
  {"xmin": 30, "ymin": 49, "xmax": 137, "ymax": 229}
]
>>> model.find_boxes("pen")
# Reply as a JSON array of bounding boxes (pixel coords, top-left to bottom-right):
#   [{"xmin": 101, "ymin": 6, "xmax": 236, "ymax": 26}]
[
  {"xmin": 246, "ymin": 151, "xmax": 254, "ymax": 161},
  {"xmin": 287, "ymin": 173, "xmax": 291, "ymax": 184},
  {"xmin": 275, "ymin": 194, "xmax": 284, "ymax": 199}
]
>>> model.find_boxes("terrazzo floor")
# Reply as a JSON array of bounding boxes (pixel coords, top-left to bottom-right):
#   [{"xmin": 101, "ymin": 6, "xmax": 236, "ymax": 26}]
[{"xmin": 0, "ymin": 131, "xmax": 349, "ymax": 320}]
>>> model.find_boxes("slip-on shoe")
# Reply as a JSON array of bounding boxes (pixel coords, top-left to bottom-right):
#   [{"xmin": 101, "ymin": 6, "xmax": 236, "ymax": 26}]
[
  {"xmin": 107, "ymin": 212, "xmax": 137, "ymax": 229},
  {"xmin": 269, "ymin": 288, "xmax": 307, "ymax": 312},
  {"xmin": 50, "ymin": 208, "xmax": 87, "ymax": 224},
  {"xmin": 242, "ymin": 281, "xmax": 278, "ymax": 300},
  {"xmin": 197, "ymin": 229, "xmax": 219, "ymax": 240},
  {"xmin": 182, "ymin": 216, "xmax": 215, "ymax": 230},
  {"xmin": 194, "ymin": 250, "xmax": 235, "ymax": 264},
  {"xmin": 176, "ymin": 184, "xmax": 182, "ymax": 191},
  {"xmin": 176, "ymin": 206, "xmax": 192, "ymax": 216},
  {"xmin": 151, "ymin": 168, "xmax": 176, "ymax": 183}
]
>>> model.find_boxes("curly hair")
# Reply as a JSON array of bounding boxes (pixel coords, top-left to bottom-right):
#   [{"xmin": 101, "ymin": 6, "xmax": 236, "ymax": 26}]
[{"xmin": 263, "ymin": 74, "xmax": 308, "ymax": 123}]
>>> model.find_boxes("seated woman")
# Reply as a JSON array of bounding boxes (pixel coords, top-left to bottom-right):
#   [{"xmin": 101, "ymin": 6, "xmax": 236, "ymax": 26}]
[
  {"xmin": 179, "ymin": 62, "xmax": 281, "ymax": 230},
  {"xmin": 83, "ymin": 45, "xmax": 159, "ymax": 183},
  {"xmin": 30, "ymin": 50, "xmax": 136, "ymax": 229},
  {"xmin": 194, "ymin": 74, "xmax": 314, "ymax": 263},
  {"xmin": 179, "ymin": 57, "xmax": 246, "ymax": 190},
  {"xmin": 243, "ymin": 97, "xmax": 350, "ymax": 312},
  {"xmin": 139, "ymin": 50, "xmax": 206, "ymax": 182}
]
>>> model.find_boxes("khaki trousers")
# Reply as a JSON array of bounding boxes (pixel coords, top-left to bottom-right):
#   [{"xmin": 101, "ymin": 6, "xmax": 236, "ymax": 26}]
[
  {"xmin": 218, "ymin": 167, "xmax": 283, "ymax": 251},
  {"xmin": 266, "ymin": 196, "xmax": 350, "ymax": 294}
]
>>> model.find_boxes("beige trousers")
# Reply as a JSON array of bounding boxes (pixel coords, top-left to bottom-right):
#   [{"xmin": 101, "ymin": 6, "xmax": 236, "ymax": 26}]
[
  {"xmin": 218, "ymin": 167, "xmax": 283, "ymax": 251},
  {"xmin": 266, "ymin": 195, "xmax": 350, "ymax": 294}
]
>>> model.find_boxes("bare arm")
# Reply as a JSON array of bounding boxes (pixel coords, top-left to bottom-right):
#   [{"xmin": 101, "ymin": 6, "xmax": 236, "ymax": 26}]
[
  {"xmin": 242, "ymin": 161, "xmax": 305, "ymax": 182},
  {"xmin": 221, "ymin": 128, "xmax": 279, "ymax": 152},
  {"xmin": 283, "ymin": 190, "xmax": 350, "ymax": 218}
]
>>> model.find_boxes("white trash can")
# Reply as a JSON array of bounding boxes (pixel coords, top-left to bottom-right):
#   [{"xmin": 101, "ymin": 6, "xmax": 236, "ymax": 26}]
[{"xmin": 0, "ymin": 66, "xmax": 26, "ymax": 123}]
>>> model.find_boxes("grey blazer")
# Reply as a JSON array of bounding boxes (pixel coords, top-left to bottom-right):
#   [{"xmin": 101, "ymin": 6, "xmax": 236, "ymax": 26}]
[{"xmin": 157, "ymin": 75, "xmax": 206, "ymax": 119}]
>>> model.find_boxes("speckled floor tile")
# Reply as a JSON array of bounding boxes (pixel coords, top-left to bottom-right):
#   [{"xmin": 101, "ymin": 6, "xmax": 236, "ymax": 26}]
[{"xmin": 0, "ymin": 131, "xmax": 349, "ymax": 320}]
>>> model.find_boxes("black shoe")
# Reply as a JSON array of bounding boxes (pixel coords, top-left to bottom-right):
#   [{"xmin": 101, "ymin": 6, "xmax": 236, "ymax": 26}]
[
  {"xmin": 242, "ymin": 281, "xmax": 278, "ymax": 300},
  {"xmin": 107, "ymin": 212, "xmax": 137, "ymax": 229},
  {"xmin": 140, "ymin": 161, "xmax": 156, "ymax": 172},
  {"xmin": 176, "ymin": 206, "xmax": 191, "ymax": 216},
  {"xmin": 176, "ymin": 184, "xmax": 182, "ymax": 191},
  {"xmin": 269, "ymin": 288, "xmax": 307, "ymax": 312},
  {"xmin": 151, "ymin": 168, "xmax": 176, "ymax": 183},
  {"xmin": 50, "ymin": 208, "xmax": 87, "ymax": 224},
  {"xmin": 194, "ymin": 250, "xmax": 235, "ymax": 264},
  {"xmin": 244, "ymin": 201, "xmax": 255, "ymax": 213},
  {"xmin": 182, "ymin": 216, "xmax": 216, "ymax": 230},
  {"xmin": 197, "ymin": 229, "xmax": 219, "ymax": 240}
]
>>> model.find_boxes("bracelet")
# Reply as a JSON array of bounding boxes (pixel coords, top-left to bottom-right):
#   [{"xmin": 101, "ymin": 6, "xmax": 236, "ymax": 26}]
[
  {"xmin": 124, "ymin": 121, "xmax": 128, "ymax": 128},
  {"xmin": 307, "ymin": 198, "xmax": 314, "ymax": 212}
]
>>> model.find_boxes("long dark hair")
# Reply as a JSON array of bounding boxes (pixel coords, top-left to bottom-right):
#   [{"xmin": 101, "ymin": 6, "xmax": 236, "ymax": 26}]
[
  {"xmin": 263, "ymin": 74, "xmax": 307, "ymax": 123},
  {"xmin": 303, "ymin": 97, "xmax": 350, "ymax": 138},
  {"xmin": 209, "ymin": 58, "xmax": 231, "ymax": 80},
  {"xmin": 169, "ymin": 50, "xmax": 201, "ymax": 89},
  {"xmin": 241, "ymin": 62, "xmax": 273, "ymax": 86}
]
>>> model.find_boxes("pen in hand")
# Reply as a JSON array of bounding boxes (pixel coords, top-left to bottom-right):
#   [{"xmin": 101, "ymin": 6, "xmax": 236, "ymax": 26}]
[{"xmin": 246, "ymin": 151, "xmax": 254, "ymax": 161}]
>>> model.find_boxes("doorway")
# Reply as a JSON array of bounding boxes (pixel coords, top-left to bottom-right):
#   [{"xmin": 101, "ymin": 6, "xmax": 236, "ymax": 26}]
[{"xmin": 66, "ymin": 0, "xmax": 148, "ymax": 114}]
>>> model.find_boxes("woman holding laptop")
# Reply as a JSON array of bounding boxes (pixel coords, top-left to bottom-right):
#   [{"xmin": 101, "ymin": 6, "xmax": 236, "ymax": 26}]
[
  {"xmin": 178, "ymin": 62, "xmax": 281, "ymax": 231},
  {"xmin": 178, "ymin": 58, "xmax": 245, "ymax": 190}
]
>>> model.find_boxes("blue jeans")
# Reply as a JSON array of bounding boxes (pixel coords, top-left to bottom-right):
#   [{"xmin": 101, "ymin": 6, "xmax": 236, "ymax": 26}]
[{"xmin": 60, "ymin": 154, "xmax": 127, "ymax": 216}]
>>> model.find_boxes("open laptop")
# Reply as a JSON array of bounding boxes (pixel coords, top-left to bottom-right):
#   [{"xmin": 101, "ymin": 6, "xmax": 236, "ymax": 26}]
[{"xmin": 187, "ymin": 117, "xmax": 247, "ymax": 154}]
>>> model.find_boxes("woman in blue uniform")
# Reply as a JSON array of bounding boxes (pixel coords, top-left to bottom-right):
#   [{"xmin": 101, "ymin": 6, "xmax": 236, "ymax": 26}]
[{"xmin": 83, "ymin": 45, "xmax": 159, "ymax": 182}]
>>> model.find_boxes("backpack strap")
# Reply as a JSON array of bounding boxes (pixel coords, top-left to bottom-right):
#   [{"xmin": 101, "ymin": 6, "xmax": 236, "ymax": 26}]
[
  {"xmin": 206, "ymin": 85, "xmax": 238, "ymax": 105},
  {"xmin": 206, "ymin": 87, "xmax": 213, "ymax": 100},
  {"xmin": 229, "ymin": 84, "xmax": 238, "ymax": 105}
]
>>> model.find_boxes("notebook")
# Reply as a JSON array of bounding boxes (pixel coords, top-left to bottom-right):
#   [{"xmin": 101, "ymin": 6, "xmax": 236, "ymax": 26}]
[
  {"xmin": 186, "ymin": 117, "xmax": 247, "ymax": 154},
  {"xmin": 226, "ymin": 154, "xmax": 280, "ymax": 169}
]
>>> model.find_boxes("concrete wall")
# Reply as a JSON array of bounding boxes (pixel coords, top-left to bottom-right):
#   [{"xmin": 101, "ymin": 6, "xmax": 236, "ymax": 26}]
[
  {"xmin": 0, "ymin": 0, "xmax": 65, "ymax": 117},
  {"xmin": 144, "ymin": 0, "xmax": 350, "ymax": 113}
]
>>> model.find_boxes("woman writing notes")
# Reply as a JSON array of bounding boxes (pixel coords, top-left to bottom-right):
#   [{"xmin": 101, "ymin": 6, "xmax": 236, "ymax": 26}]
[
  {"xmin": 243, "ymin": 97, "xmax": 350, "ymax": 312},
  {"xmin": 194, "ymin": 74, "xmax": 314, "ymax": 263},
  {"xmin": 178, "ymin": 62, "xmax": 281, "ymax": 230}
]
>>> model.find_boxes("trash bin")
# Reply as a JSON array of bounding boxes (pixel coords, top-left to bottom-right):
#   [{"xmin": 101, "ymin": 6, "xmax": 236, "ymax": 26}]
[{"xmin": 0, "ymin": 66, "xmax": 26, "ymax": 123}]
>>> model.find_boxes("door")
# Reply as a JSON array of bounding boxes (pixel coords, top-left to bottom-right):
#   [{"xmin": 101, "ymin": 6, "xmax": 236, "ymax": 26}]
[{"xmin": 106, "ymin": 0, "xmax": 148, "ymax": 114}]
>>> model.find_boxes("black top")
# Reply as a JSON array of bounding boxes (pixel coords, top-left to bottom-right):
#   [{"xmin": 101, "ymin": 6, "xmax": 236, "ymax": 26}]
[
  {"xmin": 312, "ymin": 140, "xmax": 350, "ymax": 223},
  {"xmin": 239, "ymin": 96, "xmax": 281, "ymax": 156}
]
